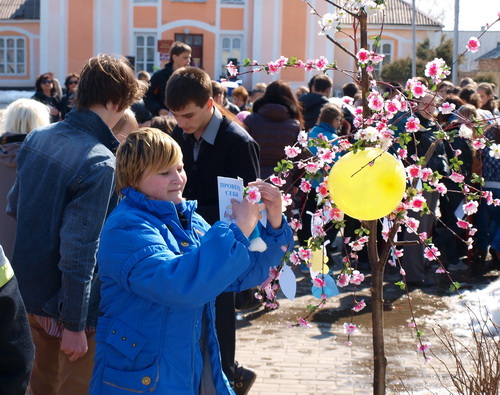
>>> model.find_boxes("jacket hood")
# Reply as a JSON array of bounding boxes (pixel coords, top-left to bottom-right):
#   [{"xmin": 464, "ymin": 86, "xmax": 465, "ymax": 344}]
[
  {"xmin": 256, "ymin": 103, "xmax": 291, "ymax": 122},
  {"xmin": 0, "ymin": 132, "xmax": 26, "ymax": 168},
  {"xmin": 299, "ymin": 92, "xmax": 328, "ymax": 111}
]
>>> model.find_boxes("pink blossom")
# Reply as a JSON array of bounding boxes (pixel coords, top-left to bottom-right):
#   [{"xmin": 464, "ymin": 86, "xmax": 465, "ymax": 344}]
[
  {"xmin": 410, "ymin": 195, "xmax": 426, "ymax": 212},
  {"xmin": 457, "ymin": 219, "xmax": 471, "ymax": 229},
  {"xmin": 408, "ymin": 321, "xmax": 416, "ymax": 328},
  {"xmin": 304, "ymin": 59, "xmax": 315, "ymax": 71},
  {"xmin": 267, "ymin": 61, "xmax": 280, "ymax": 74},
  {"xmin": 407, "ymin": 164, "xmax": 423, "ymax": 179},
  {"xmin": 385, "ymin": 99, "xmax": 401, "ymax": 114},
  {"xmin": 246, "ymin": 186, "xmax": 261, "ymax": 204},
  {"xmin": 417, "ymin": 342, "xmax": 431, "ymax": 353},
  {"xmin": 357, "ymin": 48, "xmax": 370, "ymax": 64},
  {"xmin": 398, "ymin": 148, "xmax": 408, "ymax": 159},
  {"xmin": 299, "ymin": 179, "xmax": 312, "ymax": 193},
  {"xmin": 400, "ymin": 268, "xmax": 406, "ymax": 276},
  {"xmin": 282, "ymin": 193, "xmax": 293, "ymax": 207},
  {"xmin": 270, "ymin": 175, "xmax": 286, "ymax": 187},
  {"xmin": 313, "ymin": 276, "xmax": 326, "ymax": 288},
  {"xmin": 315, "ymin": 56, "xmax": 329, "ymax": 70},
  {"xmin": 298, "ymin": 317, "xmax": 312, "ymax": 328},
  {"xmin": 344, "ymin": 322, "xmax": 357, "ymax": 335},
  {"xmin": 436, "ymin": 267, "xmax": 446, "ymax": 274},
  {"xmin": 367, "ymin": 92, "xmax": 384, "ymax": 111},
  {"xmin": 439, "ymin": 102, "xmax": 455, "ymax": 114},
  {"xmin": 345, "ymin": 341, "xmax": 353, "ymax": 347},
  {"xmin": 411, "ymin": 82, "xmax": 427, "ymax": 98},
  {"xmin": 350, "ymin": 270, "xmax": 365, "ymax": 285},
  {"xmin": 226, "ymin": 61, "xmax": 239, "ymax": 77},
  {"xmin": 449, "ymin": 171, "xmax": 465, "ymax": 183},
  {"xmin": 405, "ymin": 116, "xmax": 421, "ymax": 133},
  {"xmin": 298, "ymin": 247, "xmax": 312, "ymax": 261},
  {"xmin": 316, "ymin": 182, "xmax": 329, "ymax": 199},
  {"xmin": 288, "ymin": 218, "xmax": 303, "ymax": 231},
  {"xmin": 352, "ymin": 300, "xmax": 366, "ymax": 312},
  {"xmin": 463, "ymin": 200, "xmax": 479, "ymax": 215},
  {"xmin": 424, "ymin": 58, "xmax": 450, "ymax": 84},
  {"xmin": 289, "ymin": 251, "xmax": 300, "ymax": 265},
  {"xmin": 305, "ymin": 162, "xmax": 320, "ymax": 174},
  {"xmin": 424, "ymin": 245, "xmax": 441, "ymax": 261},
  {"xmin": 466, "ymin": 37, "xmax": 480, "ymax": 53},
  {"xmin": 435, "ymin": 183, "xmax": 447, "ymax": 195},
  {"xmin": 421, "ymin": 168, "xmax": 433, "ymax": 182},
  {"xmin": 318, "ymin": 148, "xmax": 335, "ymax": 163},
  {"xmin": 407, "ymin": 217, "xmax": 420, "ymax": 232},
  {"xmin": 472, "ymin": 138, "xmax": 486, "ymax": 150},
  {"xmin": 284, "ymin": 145, "xmax": 301, "ymax": 158},
  {"xmin": 275, "ymin": 56, "xmax": 288, "ymax": 67},
  {"xmin": 336, "ymin": 273, "xmax": 351, "ymax": 287},
  {"xmin": 297, "ymin": 131, "xmax": 308, "ymax": 147},
  {"xmin": 329, "ymin": 207, "xmax": 344, "ymax": 222}
]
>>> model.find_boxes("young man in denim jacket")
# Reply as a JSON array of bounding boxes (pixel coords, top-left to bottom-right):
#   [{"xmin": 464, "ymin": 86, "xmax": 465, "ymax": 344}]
[{"xmin": 7, "ymin": 54, "xmax": 146, "ymax": 395}]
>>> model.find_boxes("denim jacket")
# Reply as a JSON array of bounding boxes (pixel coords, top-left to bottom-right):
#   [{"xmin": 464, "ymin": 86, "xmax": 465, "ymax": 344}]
[{"xmin": 7, "ymin": 109, "xmax": 119, "ymax": 331}]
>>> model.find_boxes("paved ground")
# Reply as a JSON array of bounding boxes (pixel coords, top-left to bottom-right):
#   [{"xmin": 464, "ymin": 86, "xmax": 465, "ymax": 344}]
[{"xmin": 234, "ymin": 246, "xmax": 499, "ymax": 395}]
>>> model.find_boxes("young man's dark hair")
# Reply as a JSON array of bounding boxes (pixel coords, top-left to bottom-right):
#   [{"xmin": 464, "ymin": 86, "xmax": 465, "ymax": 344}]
[
  {"xmin": 312, "ymin": 74, "xmax": 333, "ymax": 93},
  {"xmin": 342, "ymin": 82, "xmax": 360, "ymax": 98},
  {"xmin": 299, "ymin": 74, "xmax": 333, "ymax": 130},
  {"xmin": 74, "ymin": 54, "xmax": 145, "ymax": 112},
  {"xmin": 165, "ymin": 66, "xmax": 212, "ymax": 111}
]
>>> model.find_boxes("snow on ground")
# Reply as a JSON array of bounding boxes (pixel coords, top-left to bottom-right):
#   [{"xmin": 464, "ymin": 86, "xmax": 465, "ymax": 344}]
[
  {"xmin": 0, "ymin": 90, "xmax": 34, "ymax": 105},
  {"xmin": 424, "ymin": 278, "xmax": 500, "ymax": 337}
]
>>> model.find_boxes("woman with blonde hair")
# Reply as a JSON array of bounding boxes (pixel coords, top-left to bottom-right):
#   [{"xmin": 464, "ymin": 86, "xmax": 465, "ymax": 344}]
[{"xmin": 0, "ymin": 98, "xmax": 50, "ymax": 259}]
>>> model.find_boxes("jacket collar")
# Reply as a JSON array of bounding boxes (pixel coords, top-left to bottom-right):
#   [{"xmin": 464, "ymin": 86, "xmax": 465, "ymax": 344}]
[
  {"xmin": 121, "ymin": 187, "xmax": 197, "ymax": 218},
  {"xmin": 65, "ymin": 109, "xmax": 119, "ymax": 153}
]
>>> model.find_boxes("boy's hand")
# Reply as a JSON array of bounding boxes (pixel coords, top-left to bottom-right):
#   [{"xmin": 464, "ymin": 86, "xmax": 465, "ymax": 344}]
[
  {"xmin": 61, "ymin": 329, "xmax": 88, "ymax": 362},
  {"xmin": 248, "ymin": 181, "xmax": 283, "ymax": 229},
  {"xmin": 231, "ymin": 198, "xmax": 263, "ymax": 237}
]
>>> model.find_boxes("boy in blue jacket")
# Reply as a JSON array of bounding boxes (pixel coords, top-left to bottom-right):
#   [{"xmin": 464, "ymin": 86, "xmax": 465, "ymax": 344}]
[{"xmin": 90, "ymin": 128, "xmax": 292, "ymax": 394}]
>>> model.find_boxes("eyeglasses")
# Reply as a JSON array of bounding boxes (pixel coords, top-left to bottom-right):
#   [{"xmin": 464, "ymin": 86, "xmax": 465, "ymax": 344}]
[
  {"xmin": 41, "ymin": 79, "xmax": 53, "ymax": 84},
  {"xmin": 68, "ymin": 80, "xmax": 78, "ymax": 85}
]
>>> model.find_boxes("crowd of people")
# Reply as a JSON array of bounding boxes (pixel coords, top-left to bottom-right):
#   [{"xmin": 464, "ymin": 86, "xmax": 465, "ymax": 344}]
[{"xmin": 0, "ymin": 38, "xmax": 499, "ymax": 395}]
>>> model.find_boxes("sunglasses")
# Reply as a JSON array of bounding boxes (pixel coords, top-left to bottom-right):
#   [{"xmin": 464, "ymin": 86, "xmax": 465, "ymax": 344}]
[
  {"xmin": 41, "ymin": 79, "xmax": 53, "ymax": 84},
  {"xmin": 68, "ymin": 80, "xmax": 78, "ymax": 85}
]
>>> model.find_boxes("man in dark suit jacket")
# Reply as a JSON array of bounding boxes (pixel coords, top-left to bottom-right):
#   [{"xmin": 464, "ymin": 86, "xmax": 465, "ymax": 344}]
[{"xmin": 166, "ymin": 66, "xmax": 260, "ymax": 395}]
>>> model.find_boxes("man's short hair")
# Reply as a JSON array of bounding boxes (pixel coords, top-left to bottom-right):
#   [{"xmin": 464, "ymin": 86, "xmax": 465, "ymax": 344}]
[
  {"xmin": 165, "ymin": 67, "xmax": 212, "ymax": 111},
  {"xmin": 342, "ymin": 82, "xmax": 360, "ymax": 98},
  {"xmin": 211, "ymin": 80, "xmax": 225, "ymax": 97},
  {"xmin": 115, "ymin": 127, "xmax": 182, "ymax": 192},
  {"xmin": 170, "ymin": 41, "xmax": 192, "ymax": 57},
  {"xmin": 73, "ymin": 54, "xmax": 147, "ymax": 111},
  {"xmin": 312, "ymin": 75, "xmax": 333, "ymax": 93}
]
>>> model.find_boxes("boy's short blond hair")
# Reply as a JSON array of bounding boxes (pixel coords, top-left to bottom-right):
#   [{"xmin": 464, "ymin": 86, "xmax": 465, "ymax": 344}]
[{"xmin": 116, "ymin": 127, "xmax": 182, "ymax": 193}]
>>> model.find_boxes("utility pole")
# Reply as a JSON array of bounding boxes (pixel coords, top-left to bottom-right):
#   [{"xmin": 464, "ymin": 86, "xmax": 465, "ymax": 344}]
[{"xmin": 452, "ymin": 0, "xmax": 460, "ymax": 84}]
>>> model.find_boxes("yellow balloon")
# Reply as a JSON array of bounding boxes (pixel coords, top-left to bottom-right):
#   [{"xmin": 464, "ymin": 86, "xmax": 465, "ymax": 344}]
[
  {"xmin": 328, "ymin": 148, "xmax": 406, "ymax": 221},
  {"xmin": 310, "ymin": 249, "xmax": 329, "ymax": 274}
]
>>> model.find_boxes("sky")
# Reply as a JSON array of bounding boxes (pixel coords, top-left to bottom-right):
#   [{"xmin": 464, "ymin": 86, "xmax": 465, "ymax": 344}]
[{"xmin": 415, "ymin": 0, "xmax": 500, "ymax": 31}]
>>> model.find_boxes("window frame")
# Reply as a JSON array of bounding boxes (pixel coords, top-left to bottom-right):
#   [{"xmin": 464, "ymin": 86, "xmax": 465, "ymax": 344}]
[
  {"xmin": 0, "ymin": 36, "xmax": 27, "ymax": 76},
  {"xmin": 134, "ymin": 33, "xmax": 157, "ymax": 74}
]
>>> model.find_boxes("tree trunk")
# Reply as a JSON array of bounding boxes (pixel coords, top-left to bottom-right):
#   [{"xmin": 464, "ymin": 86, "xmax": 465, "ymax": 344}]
[{"xmin": 366, "ymin": 220, "xmax": 387, "ymax": 395}]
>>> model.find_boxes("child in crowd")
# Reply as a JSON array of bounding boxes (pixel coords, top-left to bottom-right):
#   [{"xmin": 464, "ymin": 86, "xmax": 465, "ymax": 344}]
[
  {"xmin": 111, "ymin": 108, "xmax": 139, "ymax": 143},
  {"xmin": 90, "ymin": 128, "xmax": 292, "ymax": 394}
]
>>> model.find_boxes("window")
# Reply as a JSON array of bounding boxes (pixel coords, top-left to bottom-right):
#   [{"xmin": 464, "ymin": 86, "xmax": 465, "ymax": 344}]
[
  {"xmin": 0, "ymin": 36, "xmax": 26, "ymax": 75},
  {"xmin": 370, "ymin": 41, "xmax": 392, "ymax": 77},
  {"xmin": 221, "ymin": 0, "xmax": 244, "ymax": 4},
  {"xmin": 135, "ymin": 34, "xmax": 156, "ymax": 73},
  {"xmin": 221, "ymin": 35, "xmax": 242, "ymax": 76}
]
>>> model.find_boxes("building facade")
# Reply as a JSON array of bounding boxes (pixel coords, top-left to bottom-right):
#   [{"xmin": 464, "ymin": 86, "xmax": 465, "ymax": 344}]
[{"xmin": 1, "ymin": 0, "xmax": 444, "ymax": 93}]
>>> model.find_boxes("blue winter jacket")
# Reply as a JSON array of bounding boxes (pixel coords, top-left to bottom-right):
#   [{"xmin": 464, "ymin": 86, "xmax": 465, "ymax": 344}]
[{"xmin": 90, "ymin": 187, "xmax": 292, "ymax": 394}]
